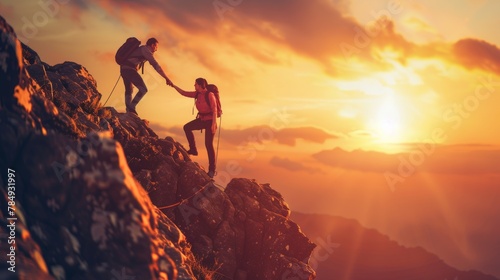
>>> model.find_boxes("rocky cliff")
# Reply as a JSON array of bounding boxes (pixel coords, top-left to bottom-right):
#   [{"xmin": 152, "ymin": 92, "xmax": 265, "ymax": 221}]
[{"xmin": 0, "ymin": 15, "xmax": 316, "ymax": 280}]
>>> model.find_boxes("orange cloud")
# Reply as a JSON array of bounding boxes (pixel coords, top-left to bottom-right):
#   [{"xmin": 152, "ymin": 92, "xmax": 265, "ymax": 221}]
[
  {"xmin": 64, "ymin": 0, "xmax": 411, "ymax": 73},
  {"xmin": 64, "ymin": 0, "xmax": 500, "ymax": 79},
  {"xmin": 313, "ymin": 148, "xmax": 397, "ymax": 172},
  {"xmin": 152, "ymin": 124, "xmax": 337, "ymax": 147},
  {"xmin": 313, "ymin": 145, "xmax": 500, "ymax": 174},
  {"xmin": 269, "ymin": 157, "xmax": 321, "ymax": 174},
  {"xmin": 453, "ymin": 38, "xmax": 500, "ymax": 75},
  {"xmin": 221, "ymin": 125, "xmax": 338, "ymax": 146},
  {"xmin": 148, "ymin": 122, "xmax": 171, "ymax": 137},
  {"xmin": 403, "ymin": 16, "xmax": 438, "ymax": 34}
]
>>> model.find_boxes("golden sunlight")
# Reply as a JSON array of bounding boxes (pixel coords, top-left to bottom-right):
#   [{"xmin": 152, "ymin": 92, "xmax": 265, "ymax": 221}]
[{"xmin": 367, "ymin": 94, "xmax": 407, "ymax": 144}]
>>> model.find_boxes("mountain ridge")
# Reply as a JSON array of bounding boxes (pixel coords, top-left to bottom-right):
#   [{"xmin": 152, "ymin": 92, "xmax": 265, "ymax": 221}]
[{"xmin": 291, "ymin": 211, "xmax": 499, "ymax": 280}]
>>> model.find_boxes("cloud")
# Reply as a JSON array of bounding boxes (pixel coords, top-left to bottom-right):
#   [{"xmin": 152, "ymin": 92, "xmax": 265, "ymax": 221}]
[
  {"xmin": 66, "ymin": 0, "xmax": 414, "ymax": 73},
  {"xmin": 155, "ymin": 124, "xmax": 338, "ymax": 147},
  {"xmin": 222, "ymin": 125, "xmax": 338, "ymax": 146},
  {"xmin": 313, "ymin": 148, "xmax": 397, "ymax": 172},
  {"xmin": 347, "ymin": 129, "xmax": 376, "ymax": 139},
  {"xmin": 403, "ymin": 16, "xmax": 438, "ymax": 34},
  {"xmin": 148, "ymin": 122, "xmax": 175, "ymax": 138},
  {"xmin": 269, "ymin": 156, "xmax": 320, "ymax": 174},
  {"xmin": 313, "ymin": 145, "xmax": 500, "ymax": 174},
  {"xmin": 453, "ymin": 38, "xmax": 500, "ymax": 75},
  {"xmin": 67, "ymin": 0, "xmax": 500, "ymax": 78}
]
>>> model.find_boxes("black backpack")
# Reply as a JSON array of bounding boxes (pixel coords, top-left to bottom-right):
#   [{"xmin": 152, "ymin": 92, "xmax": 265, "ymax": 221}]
[{"xmin": 115, "ymin": 37, "xmax": 141, "ymax": 65}]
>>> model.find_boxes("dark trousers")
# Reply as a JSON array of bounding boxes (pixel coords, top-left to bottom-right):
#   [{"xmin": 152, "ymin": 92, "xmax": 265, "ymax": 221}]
[
  {"xmin": 184, "ymin": 118, "xmax": 216, "ymax": 172},
  {"xmin": 121, "ymin": 68, "xmax": 148, "ymax": 110}
]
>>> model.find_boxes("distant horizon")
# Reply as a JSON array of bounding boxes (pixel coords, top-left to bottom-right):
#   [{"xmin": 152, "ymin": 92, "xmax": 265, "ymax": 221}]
[{"xmin": 2, "ymin": 0, "xmax": 499, "ymax": 278}]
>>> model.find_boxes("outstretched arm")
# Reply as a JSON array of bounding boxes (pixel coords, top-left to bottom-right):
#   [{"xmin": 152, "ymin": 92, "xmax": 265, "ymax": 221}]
[
  {"xmin": 172, "ymin": 85, "xmax": 197, "ymax": 98},
  {"xmin": 141, "ymin": 46, "xmax": 172, "ymax": 85}
]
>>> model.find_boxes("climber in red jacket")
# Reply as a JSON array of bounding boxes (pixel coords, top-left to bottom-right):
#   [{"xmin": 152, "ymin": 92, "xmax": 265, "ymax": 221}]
[{"xmin": 172, "ymin": 78, "xmax": 217, "ymax": 178}]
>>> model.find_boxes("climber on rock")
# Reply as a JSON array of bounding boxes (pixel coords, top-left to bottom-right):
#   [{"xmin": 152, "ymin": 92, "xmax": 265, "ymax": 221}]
[
  {"xmin": 116, "ymin": 37, "xmax": 173, "ymax": 115},
  {"xmin": 172, "ymin": 78, "xmax": 219, "ymax": 178}
]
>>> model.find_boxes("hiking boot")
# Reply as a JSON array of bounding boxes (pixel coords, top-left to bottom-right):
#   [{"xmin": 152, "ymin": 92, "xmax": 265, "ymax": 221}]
[
  {"xmin": 187, "ymin": 149, "xmax": 198, "ymax": 156},
  {"xmin": 126, "ymin": 107, "xmax": 138, "ymax": 115},
  {"xmin": 207, "ymin": 170, "xmax": 216, "ymax": 178}
]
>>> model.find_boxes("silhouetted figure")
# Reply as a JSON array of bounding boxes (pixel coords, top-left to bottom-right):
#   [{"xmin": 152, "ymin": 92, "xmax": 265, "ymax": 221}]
[
  {"xmin": 120, "ymin": 38, "xmax": 172, "ymax": 115},
  {"xmin": 173, "ymin": 78, "xmax": 218, "ymax": 178}
]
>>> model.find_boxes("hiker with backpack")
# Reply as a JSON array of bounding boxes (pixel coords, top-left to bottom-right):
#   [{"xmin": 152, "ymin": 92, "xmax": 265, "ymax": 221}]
[
  {"xmin": 172, "ymin": 78, "xmax": 222, "ymax": 178},
  {"xmin": 116, "ymin": 37, "xmax": 173, "ymax": 115}
]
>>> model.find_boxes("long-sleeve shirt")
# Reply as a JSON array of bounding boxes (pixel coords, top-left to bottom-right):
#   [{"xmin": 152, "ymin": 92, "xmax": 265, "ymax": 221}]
[{"xmin": 120, "ymin": 45, "xmax": 167, "ymax": 78}]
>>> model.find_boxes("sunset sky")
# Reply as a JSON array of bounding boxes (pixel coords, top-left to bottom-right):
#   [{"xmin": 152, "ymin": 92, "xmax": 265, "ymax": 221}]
[{"xmin": 2, "ymin": 0, "xmax": 500, "ymax": 277}]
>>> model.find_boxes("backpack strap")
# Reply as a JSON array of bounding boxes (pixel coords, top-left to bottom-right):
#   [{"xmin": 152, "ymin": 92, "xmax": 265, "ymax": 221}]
[
  {"xmin": 139, "ymin": 60, "xmax": 145, "ymax": 74},
  {"xmin": 193, "ymin": 92, "xmax": 199, "ymax": 116},
  {"xmin": 195, "ymin": 92, "xmax": 214, "ymax": 118},
  {"xmin": 123, "ymin": 47, "xmax": 146, "ymax": 71},
  {"xmin": 194, "ymin": 91, "xmax": 218, "ymax": 119},
  {"xmin": 204, "ymin": 91, "xmax": 211, "ymax": 110},
  {"xmin": 203, "ymin": 91, "xmax": 215, "ymax": 115}
]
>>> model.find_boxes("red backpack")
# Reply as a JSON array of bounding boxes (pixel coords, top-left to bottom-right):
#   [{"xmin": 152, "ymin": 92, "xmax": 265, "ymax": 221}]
[
  {"xmin": 196, "ymin": 85, "xmax": 222, "ymax": 118},
  {"xmin": 205, "ymin": 92, "xmax": 222, "ymax": 118},
  {"xmin": 206, "ymin": 84, "xmax": 222, "ymax": 118}
]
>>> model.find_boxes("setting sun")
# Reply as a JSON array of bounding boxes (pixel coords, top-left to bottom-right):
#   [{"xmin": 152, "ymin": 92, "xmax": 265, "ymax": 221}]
[{"xmin": 368, "ymin": 94, "xmax": 406, "ymax": 143}]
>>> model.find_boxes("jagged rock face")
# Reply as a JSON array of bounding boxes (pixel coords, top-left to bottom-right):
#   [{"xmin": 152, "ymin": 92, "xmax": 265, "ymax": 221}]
[
  {"xmin": 0, "ymin": 16, "xmax": 24, "ymax": 109},
  {"xmin": 137, "ymin": 148, "xmax": 317, "ymax": 280},
  {"xmin": 0, "ymin": 15, "xmax": 54, "ymax": 280},
  {"xmin": 0, "ymin": 14, "xmax": 316, "ymax": 280},
  {"xmin": 226, "ymin": 179, "xmax": 316, "ymax": 279},
  {"xmin": 15, "ymin": 132, "xmax": 179, "ymax": 279},
  {"xmin": 0, "ymin": 188, "xmax": 55, "ymax": 280}
]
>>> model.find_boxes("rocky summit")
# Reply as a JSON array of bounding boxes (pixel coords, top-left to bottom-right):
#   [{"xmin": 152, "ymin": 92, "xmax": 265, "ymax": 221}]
[{"xmin": 0, "ymin": 15, "xmax": 316, "ymax": 280}]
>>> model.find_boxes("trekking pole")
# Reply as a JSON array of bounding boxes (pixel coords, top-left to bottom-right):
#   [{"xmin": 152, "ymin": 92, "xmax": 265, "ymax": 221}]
[{"xmin": 102, "ymin": 74, "xmax": 122, "ymax": 106}]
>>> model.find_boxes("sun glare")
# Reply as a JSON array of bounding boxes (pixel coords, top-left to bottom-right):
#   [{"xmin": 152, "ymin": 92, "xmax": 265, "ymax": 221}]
[{"xmin": 367, "ymin": 94, "xmax": 407, "ymax": 144}]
